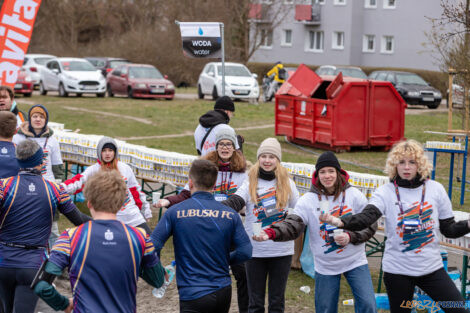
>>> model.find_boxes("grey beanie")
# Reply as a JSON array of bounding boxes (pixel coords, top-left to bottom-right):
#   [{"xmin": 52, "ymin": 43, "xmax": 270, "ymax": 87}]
[
  {"xmin": 257, "ymin": 137, "xmax": 282, "ymax": 161},
  {"xmin": 215, "ymin": 128, "xmax": 237, "ymax": 146},
  {"xmin": 97, "ymin": 136, "xmax": 119, "ymax": 163}
]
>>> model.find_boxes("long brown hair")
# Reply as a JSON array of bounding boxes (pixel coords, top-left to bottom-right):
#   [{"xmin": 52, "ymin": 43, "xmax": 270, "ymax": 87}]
[
  {"xmin": 316, "ymin": 168, "xmax": 346, "ymax": 201},
  {"xmin": 248, "ymin": 161, "xmax": 292, "ymax": 209},
  {"xmin": 100, "ymin": 157, "xmax": 119, "ymax": 171},
  {"xmin": 202, "ymin": 150, "xmax": 247, "ymax": 172}
]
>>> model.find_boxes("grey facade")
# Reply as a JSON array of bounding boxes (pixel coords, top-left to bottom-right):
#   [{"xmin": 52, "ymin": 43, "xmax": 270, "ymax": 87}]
[{"xmin": 249, "ymin": 0, "xmax": 443, "ymax": 71}]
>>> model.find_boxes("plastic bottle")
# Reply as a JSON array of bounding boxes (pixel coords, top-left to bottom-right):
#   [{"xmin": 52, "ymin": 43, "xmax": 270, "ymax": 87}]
[
  {"xmin": 152, "ymin": 261, "xmax": 176, "ymax": 299},
  {"xmin": 343, "ymin": 293, "xmax": 389, "ymax": 310}
]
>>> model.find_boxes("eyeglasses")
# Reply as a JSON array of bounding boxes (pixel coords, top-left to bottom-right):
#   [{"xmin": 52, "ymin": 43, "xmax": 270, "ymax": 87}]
[{"xmin": 218, "ymin": 143, "xmax": 234, "ymax": 149}]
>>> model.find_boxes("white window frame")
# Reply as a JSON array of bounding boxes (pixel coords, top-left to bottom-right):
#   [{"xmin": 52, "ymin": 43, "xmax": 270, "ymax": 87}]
[
  {"xmin": 383, "ymin": 0, "xmax": 396, "ymax": 9},
  {"xmin": 334, "ymin": 0, "xmax": 346, "ymax": 6},
  {"xmin": 364, "ymin": 0, "xmax": 377, "ymax": 8},
  {"xmin": 362, "ymin": 34, "xmax": 375, "ymax": 52},
  {"xmin": 305, "ymin": 30, "xmax": 324, "ymax": 53},
  {"xmin": 315, "ymin": 0, "xmax": 326, "ymax": 4},
  {"xmin": 283, "ymin": 0, "xmax": 294, "ymax": 4},
  {"xmin": 259, "ymin": 28, "xmax": 273, "ymax": 49},
  {"xmin": 381, "ymin": 35, "xmax": 394, "ymax": 54},
  {"xmin": 281, "ymin": 29, "xmax": 293, "ymax": 47},
  {"xmin": 332, "ymin": 31, "xmax": 345, "ymax": 50}
]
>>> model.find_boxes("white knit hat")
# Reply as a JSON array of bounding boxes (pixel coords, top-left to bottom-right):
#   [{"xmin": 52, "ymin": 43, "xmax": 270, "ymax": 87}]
[{"xmin": 257, "ymin": 137, "xmax": 282, "ymax": 161}]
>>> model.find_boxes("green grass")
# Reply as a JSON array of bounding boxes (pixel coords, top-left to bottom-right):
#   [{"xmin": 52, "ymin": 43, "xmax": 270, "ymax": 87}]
[{"xmin": 31, "ymin": 93, "xmax": 465, "ymax": 312}]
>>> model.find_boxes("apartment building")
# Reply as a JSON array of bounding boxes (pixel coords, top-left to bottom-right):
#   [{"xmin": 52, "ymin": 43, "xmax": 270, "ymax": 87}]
[{"xmin": 248, "ymin": 0, "xmax": 444, "ymax": 71}]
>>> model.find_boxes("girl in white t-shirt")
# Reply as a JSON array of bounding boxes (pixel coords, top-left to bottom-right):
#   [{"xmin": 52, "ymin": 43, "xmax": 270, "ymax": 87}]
[
  {"xmin": 320, "ymin": 139, "xmax": 470, "ymax": 313},
  {"xmin": 253, "ymin": 151, "xmax": 377, "ymax": 313},
  {"xmin": 223, "ymin": 137, "xmax": 299, "ymax": 313}
]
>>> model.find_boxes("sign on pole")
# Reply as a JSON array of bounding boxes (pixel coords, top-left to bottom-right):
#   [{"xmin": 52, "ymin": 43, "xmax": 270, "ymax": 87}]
[
  {"xmin": 0, "ymin": 0, "xmax": 42, "ymax": 87},
  {"xmin": 178, "ymin": 22, "xmax": 222, "ymax": 59}
]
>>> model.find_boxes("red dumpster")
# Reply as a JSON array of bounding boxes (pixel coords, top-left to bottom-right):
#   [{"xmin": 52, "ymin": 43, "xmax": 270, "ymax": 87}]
[{"xmin": 275, "ymin": 64, "xmax": 406, "ymax": 151}]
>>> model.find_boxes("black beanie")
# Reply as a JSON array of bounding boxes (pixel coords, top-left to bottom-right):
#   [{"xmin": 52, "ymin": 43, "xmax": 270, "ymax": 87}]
[
  {"xmin": 315, "ymin": 151, "xmax": 341, "ymax": 175},
  {"xmin": 214, "ymin": 96, "xmax": 235, "ymax": 112},
  {"xmin": 102, "ymin": 142, "xmax": 117, "ymax": 153}
]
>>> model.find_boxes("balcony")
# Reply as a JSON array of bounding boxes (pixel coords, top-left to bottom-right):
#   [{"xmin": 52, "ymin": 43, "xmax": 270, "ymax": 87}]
[
  {"xmin": 295, "ymin": 4, "xmax": 321, "ymax": 25},
  {"xmin": 248, "ymin": 3, "xmax": 271, "ymax": 23}
]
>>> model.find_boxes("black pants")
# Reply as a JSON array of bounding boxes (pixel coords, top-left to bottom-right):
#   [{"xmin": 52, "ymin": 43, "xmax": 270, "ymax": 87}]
[
  {"xmin": 136, "ymin": 222, "xmax": 151, "ymax": 234},
  {"xmin": 384, "ymin": 268, "xmax": 470, "ymax": 313},
  {"xmin": 232, "ymin": 262, "xmax": 249, "ymax": 313},
  {"xmin": 0, "ymin": 267, "xmax": 39, "ymax": 313},
  {"xmin": 179, "ymin": 285, "xmax": 232, "ymax": 313},
  {"xmin": 245, "ymin": 255, "xmax": 292, "ymax": 313}
]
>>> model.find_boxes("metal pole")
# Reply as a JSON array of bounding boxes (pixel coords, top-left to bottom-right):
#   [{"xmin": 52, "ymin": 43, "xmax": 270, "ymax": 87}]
[{"xmin": 221, "ymin": 23, "xmax": 225, "ymax": 96}]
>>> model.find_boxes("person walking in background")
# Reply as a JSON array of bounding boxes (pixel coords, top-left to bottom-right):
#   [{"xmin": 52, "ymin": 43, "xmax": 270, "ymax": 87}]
[
  {"xmin": 0, "ymin": 140, "xmax": 91, "ymax": 313},
  {"xmin": 223, "ymin": 137, "xmax": 299, "ymax": 313},
  {"xmin": 320, "ymin": 139, "xmax": 470, "ymax": 313},
  {"xmin": 14, "ymin": 104, "xmax": 65, "ymax": 247},
  {"xmin": 0, "ymin": 111, "xmax": 19, "ymax": 179},
  {"xmin": 155, "ymin": 128, "xmax": 250, "ymax": 313},
  {"xmin": 33, "ymin": 170, "xmax": 166, "ymax": 313},
  {"xmin": 0, "ymin": 85, "xmax": 26, "ymax": 127},
  {"xmin": 62, "ymin": 136, "xmax": 152, "ymax": 232},
  {"xmin": 152, "ymin": 159, "xmax": 252, "ymax": 313},
  {"xmin": 194, "ymin": 96, "xmax": 242, "ymax": 156},
  {"xmin": 253, "ymin": 151, "xmax": 377, "ymax": 313}
]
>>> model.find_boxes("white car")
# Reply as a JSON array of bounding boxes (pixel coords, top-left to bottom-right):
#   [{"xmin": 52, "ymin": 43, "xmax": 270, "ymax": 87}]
[
  {"xmin": 40, "ymin": 57, "xmax": 106, "ymax": 97},
  {"xmin": 197, "ymin": 62, "xmax": 259, "ymax": 101},
  {"xmin": 23, "ymin": 53, "xmax": 56, "ymax": 87}
]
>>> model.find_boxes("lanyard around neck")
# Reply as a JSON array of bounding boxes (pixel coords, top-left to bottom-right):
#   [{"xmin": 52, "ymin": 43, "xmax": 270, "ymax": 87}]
[
  {"xmin": 220, "ymin": 171, "xmax": 233, "ymax": 194},
  {"xmin": 317, "ymin": 191, "xmax": 346, "ymax": 216},
  {"xmin": 394, "ymin": 180, "xmax": 426, "ymax": 216}
]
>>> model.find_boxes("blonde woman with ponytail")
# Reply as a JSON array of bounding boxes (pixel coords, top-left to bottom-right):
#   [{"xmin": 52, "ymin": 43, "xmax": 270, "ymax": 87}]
[{"xmin": 223, "ymin": 137, "xmax": 299, "ymax": 313}]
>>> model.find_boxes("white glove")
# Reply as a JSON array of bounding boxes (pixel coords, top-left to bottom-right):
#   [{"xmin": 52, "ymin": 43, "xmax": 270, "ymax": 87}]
[
  {"xmin": 319, "ymin": 212, "xmax": 344, "ymax": 227},
  {"xmin": 334, "ymin": 232, "xmax": 350, "ymax": 246},
  {"xmin": 252, "ymin": 230, "xmax": 269, "ymax": 242},
  {"xmin": 153, "ymin": 199, "xmax": 170, "ymax": 209}
]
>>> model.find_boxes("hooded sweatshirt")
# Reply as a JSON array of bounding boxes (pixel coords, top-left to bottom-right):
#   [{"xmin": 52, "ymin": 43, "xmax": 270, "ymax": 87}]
[
  {"xmin": 62, "ymin": 137, "xmax": 151, "ymax": 226},
  {"xmin": 13, "ymin": 105, "xmax": 63, "ymax": 181},
  {"xmin": 194, "ymin": 110, "xmax": 239, "ymax": 156}
]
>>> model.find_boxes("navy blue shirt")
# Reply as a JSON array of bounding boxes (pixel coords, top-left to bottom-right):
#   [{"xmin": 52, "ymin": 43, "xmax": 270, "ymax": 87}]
[
  {"xmin": 151, "ymin": 191, "xmax": 251, "ymax": 301},
  {"xmin": 0, "ymin": 141, "xmax": 19, "ymax": 179}
]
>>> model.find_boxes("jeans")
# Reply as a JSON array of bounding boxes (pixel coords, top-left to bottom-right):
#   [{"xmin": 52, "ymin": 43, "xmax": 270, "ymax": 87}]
[
  {"xmin": 315, "ymin": 264, "xmax": 377, "ymax": 313},
  {"xmin": 245, "ymin": 255, "xmax": 292, "ymax": 313},
  {"xmin": 384, "ymin": 268, "xmax": 470, "ymax": 313},
  {"xmin": 179, "ymin": 285, "xmax": 231, "ymax": 313}
]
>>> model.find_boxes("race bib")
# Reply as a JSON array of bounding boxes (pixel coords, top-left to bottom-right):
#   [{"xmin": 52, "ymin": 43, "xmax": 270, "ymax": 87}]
[
  {"xmin": 403, "ymin": 219, "xmax": 421, "ymax": 235},
  {"xmin": 262, "ymin": 198, "xmax": 278, "ymax": 217},
  {"xmin": 214, "ymin": 194, "xmax": 228, "ymax": 202}
]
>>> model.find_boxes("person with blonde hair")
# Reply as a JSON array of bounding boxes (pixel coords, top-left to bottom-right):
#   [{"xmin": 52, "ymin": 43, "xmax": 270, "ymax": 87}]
[
  {"xmin": 223, "ymin": 137, "xmax": 299, "ymax": 313},
  {"xmin": 320, "ymin": 139, "xmax": 470, "ymax": 313}
]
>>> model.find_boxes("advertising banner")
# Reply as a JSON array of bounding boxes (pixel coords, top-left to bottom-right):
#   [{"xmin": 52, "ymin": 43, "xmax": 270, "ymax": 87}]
[{"xmin": 178, "ymin": 22, "xmax": 221, "ymax": 58}]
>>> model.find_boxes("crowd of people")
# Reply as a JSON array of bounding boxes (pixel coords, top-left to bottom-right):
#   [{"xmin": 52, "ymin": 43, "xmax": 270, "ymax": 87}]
[{"xmin": 0, "ymin": 85, "xmax": 470, "ymax": 313}]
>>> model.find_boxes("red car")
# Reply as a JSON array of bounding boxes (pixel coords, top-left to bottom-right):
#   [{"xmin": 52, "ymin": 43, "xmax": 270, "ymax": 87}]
[
  {"xmin": 106, "ymin": 64, "xmax": 175, "ymax": 100},
  {"xmin": 14, "ymin": 69, "xmax": 34, "ymax": 97}
]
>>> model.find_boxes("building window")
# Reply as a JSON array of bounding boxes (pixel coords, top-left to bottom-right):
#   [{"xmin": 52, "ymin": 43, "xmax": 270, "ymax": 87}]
[
  {"xmin": 332, "ymin": 31, "xmax": 344, "ymax": 50},
  {"xmin": 315, "ymin": 0, "xmax": 325, "ymax": 4},
  {"xmin": 261, "ymin": 0, "xmax": 273, "ymax": 4},
  {"xmin": 363, "ymin": 35, "xmax": 375, "ymax": 52},
  {"xmin": 306, "ymin": 31, "xmax": 323, "ymax": 52},
  {"xmin": 281, "ymin": 29, "xmax": 292, "ymax": 46},
  {"xmin": 259, "ymin": 28, "xmax": 273, "ymax": 48},
  {"xmin": 284, "ymin": 0, "xmax": 294, "ymax": 4},
  {"xmin": 364, "ymin": 0, "xmax": 377, "ymax": 8},
  {"xmin": 383, "ymin": 0, "xmax": 396, "ymax": 9},
  {"xmin": 381, "ymin": 35, "xmax": 394, "ymax": 53},
  {"xmin": 334, "ymin": 0, "xmax": 346, "ymax": 5}
]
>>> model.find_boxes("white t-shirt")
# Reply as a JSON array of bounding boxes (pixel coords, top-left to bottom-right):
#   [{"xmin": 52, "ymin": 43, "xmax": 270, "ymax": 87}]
[
  {"xmin": 294, "ymin": 187, "xmax": 369, "ymax": 275},
  {"xmin": 236, "ymin": 177, "xmax": 299, "ymax": 257},
  {"xmin": 13, "ymin": 134, "xmax": 63, "ymax": 181},
  {"xmin": 194, "ymin": 123, "xmax": 239, "ymax": 156},
  {"xmin": 369, "ymin": 180, "xmax": 454, "ymax": 276},
  {"xmin": 184, "ymin": 171, "xmax": 247, "ymax": 202}
]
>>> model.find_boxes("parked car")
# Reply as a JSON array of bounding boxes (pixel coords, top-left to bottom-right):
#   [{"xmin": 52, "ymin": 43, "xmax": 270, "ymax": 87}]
[
  {"xmin": 85, "ymin": 57, "xmax": 131, "ymax": 77},
  {"xmin": 106, "ymin": 64, "xmax": 175, "ymax": 100},
  {"xmin": 316, "ymin": 65, "xmax": 367, "ymax": 79},
  {"xmin": 369, "ymin": 70, "xmax": 442, "ymax": 109},
  {"xmin": 40, "ymin": 57, "xmax": 106, "ymax": 97},
  {"xmin": 23, "ymin": 53, "xmax": 55, "ymax": 88},
  {"xmin": 14, "ymin": 69, "xmax": 33, "ymax": 97},
  {"xmin": 197, "ymin": 62, "xmax": 259, "ymax": 101}
]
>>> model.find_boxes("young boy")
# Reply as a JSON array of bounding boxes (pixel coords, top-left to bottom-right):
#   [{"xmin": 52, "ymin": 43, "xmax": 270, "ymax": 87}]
[
  {"xmin": 151, "ymin": 159, "xmax": 252, "ymax": 313},
  {"xmin": 0, "ymin": 111, "xmax": 19, "ymax": 178},
  {"xmin": 33, "ymin": 170, "xmax": 166, "ymax": 313}
]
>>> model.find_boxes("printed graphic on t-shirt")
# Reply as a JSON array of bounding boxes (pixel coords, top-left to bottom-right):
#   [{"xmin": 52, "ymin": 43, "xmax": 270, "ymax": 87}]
[
  {"xmin": 253, "ymin": 187, "xmax": 286, "ymax": 227},
  {"xmin": 320, "ymin": 205, "xmax": 352, "ymax": 254},
  {"xmin": 396, "ymin": 201, "xmax": 434, "ymax": 253},
  {"xmin": 213, "ymin": 181, "xmax": 238, "ymax": 201}
]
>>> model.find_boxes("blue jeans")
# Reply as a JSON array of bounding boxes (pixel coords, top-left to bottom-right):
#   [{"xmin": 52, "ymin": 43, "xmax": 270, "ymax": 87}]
[{"xmin": 315, "ymin": 264, "xmax": 377, "ymax": 313}]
